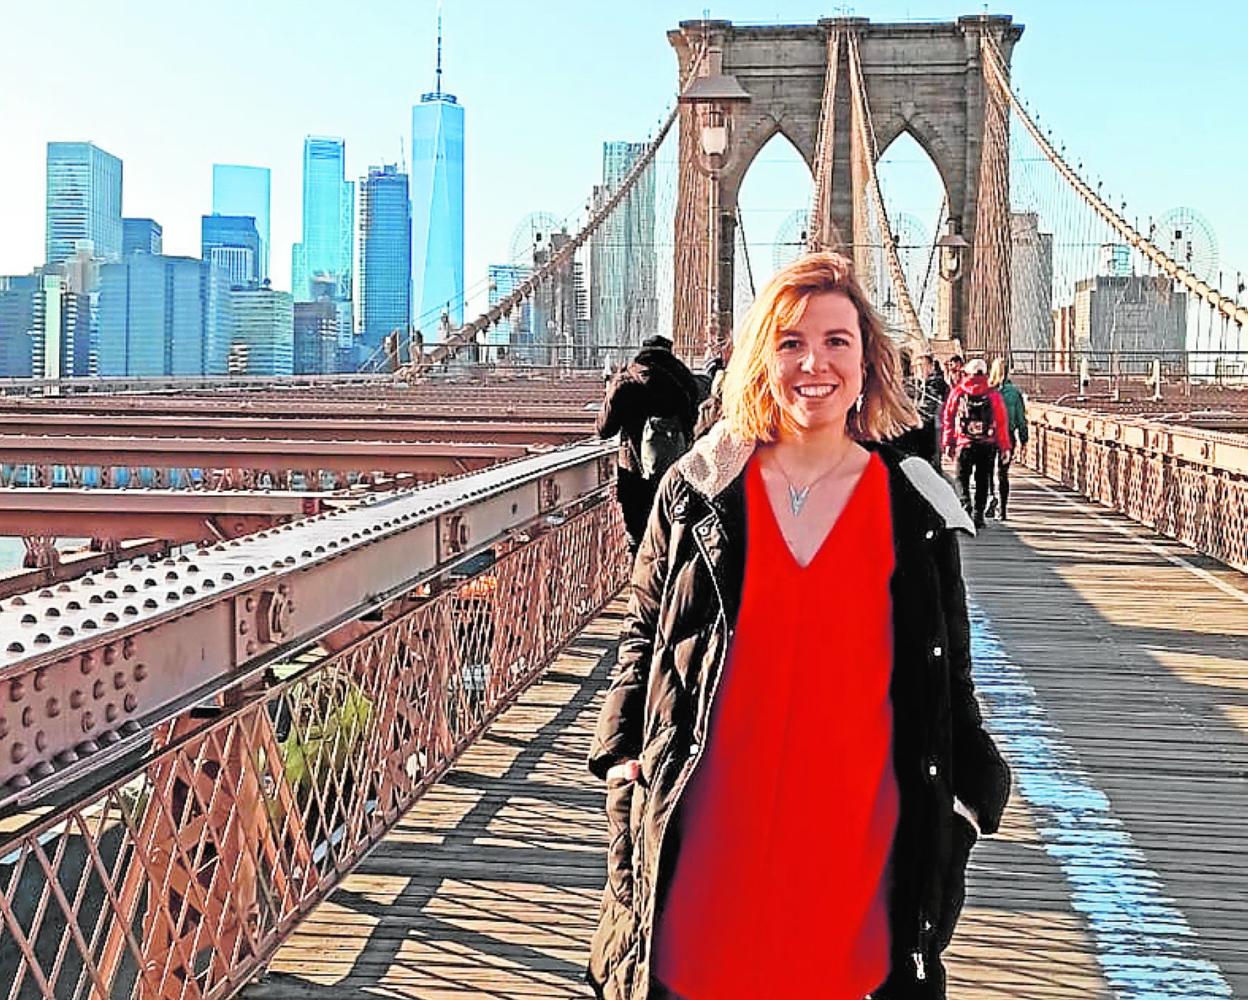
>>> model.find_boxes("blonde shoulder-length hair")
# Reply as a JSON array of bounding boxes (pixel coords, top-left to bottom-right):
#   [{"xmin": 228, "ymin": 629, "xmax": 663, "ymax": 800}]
[{"xmin": 720, "ymin": 252, "xmax": 919, "ymax": 443}]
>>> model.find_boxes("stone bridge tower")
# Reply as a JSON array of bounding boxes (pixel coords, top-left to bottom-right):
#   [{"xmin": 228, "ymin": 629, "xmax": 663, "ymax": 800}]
[{"xmin": 670, "ymin": 15, "xmax": 1023, "ymax": 359}]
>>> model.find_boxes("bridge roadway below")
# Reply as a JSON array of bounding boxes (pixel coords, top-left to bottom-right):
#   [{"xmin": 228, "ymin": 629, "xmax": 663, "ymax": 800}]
[{"xmin": 244, "ymin": 468, "xmax": 1248, "ymax": 999}]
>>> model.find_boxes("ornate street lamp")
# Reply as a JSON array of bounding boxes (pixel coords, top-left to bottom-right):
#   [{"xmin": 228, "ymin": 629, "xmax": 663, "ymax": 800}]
[
  {"xmin": 679, "ymin": 48, "xmax": 750, "ymax": 355},
  {"xmin": 937, "ymin": 220, "xmax": 970, "ymax": 282}
]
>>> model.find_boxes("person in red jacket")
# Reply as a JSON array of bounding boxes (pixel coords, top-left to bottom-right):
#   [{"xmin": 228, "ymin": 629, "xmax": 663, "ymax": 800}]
[{"xmin": 941, "ymin": 357, "xmax": 1011, "ymax": 528}]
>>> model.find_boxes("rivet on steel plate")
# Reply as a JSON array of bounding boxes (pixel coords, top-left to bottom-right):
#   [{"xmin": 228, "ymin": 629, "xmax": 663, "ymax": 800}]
[
  {"xmin": 67, "ymin": 600, "xmax": 82, "ymax": 610},
  {"xmin": 70, "ymin": 690, "xmax": 84, "ymax": 708},
  {"xmin": 143, "ymin": 598, "xmax": 157, "ymax": 609},
  {"xmin": 99, "ymin": 730, "xmax": 120, "ymax": 746},
  {"xmin": 46, "ymin": 607, "xmax": 61, "ymax": 618},
  {"xmin": 120, "ymin": 720, "xmax": 141, "ymax": 735},
  {"xmin": 245, "ymin": 640, "xmax": 257, "ymax": 655},
  {"xmin": 134, "ymin": 663, "xmax": 148, "ymax": 681},
  {"xmin": 20, "ymin": 613, "xmax": 35, "ymax": 625},
  {"xmin": 222, "ymin": 572, "xmax": 235, "ymax": 582},
  {"xmin": 123, "ymin": 584, "xmax": 137, "ymax": 594},
  {"xmin": 165, "ymin": 571, "xmax": 178, "ymax": 581},
  {"xmin": 76, "ymin": 740, "xmax": 99, "ymax": 755},
  {"xmin": 34, "ymin": 633, "xmax": 51, "ymax": 645},
  {"xmin": 10, "ymin": 742, "xmax": 26, "ymax": 763},
  {"xmin": 57, "ymin": 583, "xmax": 71, "ymax": 593},
  {"xmin": 58, "ymin": 626, "xmax": 74, "ymax": 637},
  {"xmin": 123, "ymin": 693, "xmax": 137, "ymax": 712},
  {"xmin": 10, "ymin": 595, "xmax": 26, "ymax": 606},
  {"xmin": 81, "ymin": 713, "xmax": 94, "ymax": 731},
  {"xmin": 54, "ymin": 749, "xmax": 79, "ymax": 767},
  {"xmin": 105, "ymin": 704, "xmax": 119, "ymax": 723},
  {"xmin": 83, "ymin": 619, "xmax": 98, "ymax": 630},
  {"xmin": 6, "ymin": 641, "xmax": 24, "ymax": 653},
  {"xmin": 93, "ymin": 680, "xmax": 104, "ymax": 699},
  {"xmin": 34, "ymin": 731, "xmax": 47, "ymax": 752},
  {"xmin": 165, "ymin": 592, "xmax": 178, "ymax": 602}
]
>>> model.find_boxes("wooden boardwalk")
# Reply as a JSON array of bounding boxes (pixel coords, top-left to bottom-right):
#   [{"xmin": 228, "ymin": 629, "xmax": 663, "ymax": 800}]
[{"xmin": 245, "ymin": 468, "xmax": 1248, "ymax": 999}]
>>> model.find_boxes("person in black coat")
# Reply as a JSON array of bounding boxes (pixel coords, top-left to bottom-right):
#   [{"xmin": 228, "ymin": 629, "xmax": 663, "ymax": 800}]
[{"xmin": 596, "ymin": 336, "xmax": 701, "ymax": 552}]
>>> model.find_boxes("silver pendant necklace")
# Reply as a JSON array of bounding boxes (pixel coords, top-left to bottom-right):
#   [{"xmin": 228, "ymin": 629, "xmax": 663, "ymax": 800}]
[{"xmin": 774, "ymin": 447, "xmax": 854, "ymax": 518}]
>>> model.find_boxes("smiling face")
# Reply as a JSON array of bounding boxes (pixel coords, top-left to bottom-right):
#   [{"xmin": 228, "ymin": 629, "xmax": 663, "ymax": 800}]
[{"xmin": 770, "ymin": 290, "xmax": 865, "ymax": 436}]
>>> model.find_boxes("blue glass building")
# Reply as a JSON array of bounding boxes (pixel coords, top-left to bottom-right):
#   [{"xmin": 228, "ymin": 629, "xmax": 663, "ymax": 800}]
[
  {"xmin": 228, "ymin": 287, "xmax": 293, "ymax": 375},
  {"xmin": 97, "ymin": 255, "xmax": 231, "ymax": 376},
  {"xmin": 45, "ymin": 142, "xmax": 123, "ymax": 265},
  {"xmin": 411, "ymin": 27, "xmax": 464, "ymax": 336},
  {"xmin": 212, "ymin": 165, "xmax": 271, "ymax": 283},
  {"xmin": 292, "ymin": 138, "xmax": 353, "ymax": 307},
  {"xmin": 0, "ymin": 275, "xmax": 39, "ymax": 377},
  {"xmin": 122, "ymin": 218, "xmax": 162, "ymax": 255},
  {"xmin": 359, "ymin": 165, "xmax": 412, "ymax": 361},
  {"xmin": 487, "ymin": 264, "xmax": 531, "ymax": 358},
  {"xmin": 202, "ymin": 214, "xmax": 261, "ymax": 288}
]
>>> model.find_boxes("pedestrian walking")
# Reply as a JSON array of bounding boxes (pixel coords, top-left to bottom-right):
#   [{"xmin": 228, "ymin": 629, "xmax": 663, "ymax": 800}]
[
  {"xmin": 596, "ymin": 335, "xmax": 701, "ymax": 553},
  {"xmin": 587, "ymin": 253, "xmax": 1011, "ymax": 1000},
  {"xmin": 941, "ymin": 358, "xmax": 1012, "ymax": 528},
  {"xmin": 989, "ymin": 357, "xmax": 1029, "ymax": 520},
  {"xmin": 895, "ymin": 352, "xmax": 948, "ymax": 465}
]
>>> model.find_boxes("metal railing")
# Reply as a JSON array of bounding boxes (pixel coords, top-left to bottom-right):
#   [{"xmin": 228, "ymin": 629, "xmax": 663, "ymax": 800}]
[
  {"xmin": 1022, "ymin": 402, "xmax": 1248, "ymax": 572},
  {"xmin": 0, "ymin": 448, "xmax": 630, "ymax": 999},
  {"xmin": 1006, "ymin": 350, "xmax": 1248, "ymax": 400}
]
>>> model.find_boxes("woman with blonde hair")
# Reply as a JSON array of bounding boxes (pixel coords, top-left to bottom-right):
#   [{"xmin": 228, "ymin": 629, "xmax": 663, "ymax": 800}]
[{"xmin": 587, "ymin": 252, "xmax": 1011, "ymax": 1000}]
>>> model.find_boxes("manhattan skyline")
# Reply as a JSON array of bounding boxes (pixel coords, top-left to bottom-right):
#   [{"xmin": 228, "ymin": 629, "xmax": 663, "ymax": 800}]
[{"xmin": 1, "ymin": 1, "xmax": 1246, "ymax": 325}]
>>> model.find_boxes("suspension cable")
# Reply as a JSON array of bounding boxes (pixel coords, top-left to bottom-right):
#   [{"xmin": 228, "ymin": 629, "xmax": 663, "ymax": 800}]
[
  {"xmin": 846, "ymin": 33, "xmax": 928, "ymax": 347},
  {"xmin": 982, "ymin": 35, "xmax": 1247, "ymax": 332},
  {"xmin": 807, "ymin": 27, "xmax": 842, "ymax": 252}
]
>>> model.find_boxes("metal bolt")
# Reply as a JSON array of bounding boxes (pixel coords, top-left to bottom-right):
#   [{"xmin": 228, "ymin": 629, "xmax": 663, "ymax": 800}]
[
  {"xmin": 245, "ymin": 596, "xmax": 256, "ymax": 612},
  {"xmin": 105, "ymin": 704, "xmax": 119, "ymax": 723},
  {"xmin": 123, "ymin": 693, "xmax": 137, "ymax": 712},
  {"xmin": 35, "ymin": 731, "xmax": 47, "ymax": 752},
  {"xmin": 9, "ymin": 679, "xmax": 23, "ymax": 702},
  {"xmin": 81, "ymin": 712, "xmax": 95, "ymax": 731},
  {"xmin": 33, "ymin": 670, "xmax": 46, "ymax": 692},
  {"xmin": 93, "ymin": 680, "xmax": 105, "ymax": 700},
  {"xmin": 11, "ymin": 742, "xmax": 26, "ymax": 764},
  {"xmin": 21, "ymin": 707, "xmax": 33, "ymax": 728},
  {"xmin": 76, "ymin": 740, "xmax": 99, "ymax": 755},
  {"xmin": 122, "ymin": 638, "xmax": 134, "ymax": 660},
  {"xmin": 113, "ymin": 671, "xmax": 127, "ymax": 691},
  {"xmin": 46, "ymin": 697, "xmax": 60, "ymax": 718},
  {"xmin": 245, "ymin": 640, "xmax": 257, "ymax": 656},
  {"xmin": 239, "ymin": 621, "xmax": 249, "ymax": 635},
  {"xmin": 69, "ymin": 690, "xmax": 84, "ymax": 709},
  {"xmin": 103, "ymin": 645, "xmax": 116, "ymax": 666},
  {"xmin": 134, "ymin": 663, "xmax": 148, "ymax": 682}
]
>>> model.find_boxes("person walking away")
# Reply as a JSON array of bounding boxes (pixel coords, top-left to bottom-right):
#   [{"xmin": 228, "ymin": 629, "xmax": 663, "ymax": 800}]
[
  {"xmin": 897, "ymin": 353, "xmax": 947, "ymax": 465},
  {"xmin": 588, "ymin": 253, "xmax": 1010, "ymax": 1000},
  {"xmin": 989, "ymin": 357, "xmax": 1028, "ymax": 520},
  {"xmin": 942, "ymin": 357, "xmax": 1011, "ymax": 528},
  {"xmin": 596, "ymin": 335, "xmax": 701, "ymax": 553}
]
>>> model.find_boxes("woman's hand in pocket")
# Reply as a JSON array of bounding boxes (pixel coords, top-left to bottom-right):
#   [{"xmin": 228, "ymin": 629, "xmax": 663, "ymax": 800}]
[{"xmin": 606, "ymin": 759, "xmax": 641, "ymax": 784}]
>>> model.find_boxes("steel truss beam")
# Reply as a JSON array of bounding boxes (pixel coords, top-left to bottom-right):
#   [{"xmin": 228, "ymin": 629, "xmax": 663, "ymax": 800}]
[{"xmin": 0, "ymin": 441, "xmax": 615, "ymax": 795}]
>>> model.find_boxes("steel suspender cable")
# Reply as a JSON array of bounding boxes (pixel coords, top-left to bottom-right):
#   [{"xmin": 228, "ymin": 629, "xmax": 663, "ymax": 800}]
[{"xmin": 982, "ymin": 36, "xmax": 1247, "ymax": 333}]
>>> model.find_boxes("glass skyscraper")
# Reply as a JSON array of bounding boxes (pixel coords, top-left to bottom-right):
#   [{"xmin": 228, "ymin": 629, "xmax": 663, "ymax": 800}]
[
  {"xmin": 411, "ymin": 31, "xmax": 464, "ymax": 335},
  {"xmin": 0, "ymin": 275, "xmax": 39, "ymax": 377},
  {"xmin": 228, "ymin": 287, "xmax": 294, "ymax": 375},
  {"xmin": 487, "ymin": 264, "xmax": 532, "ymax": 358},
  {"xmin": 202, "ymin": 214, "xmax": 261, "ymax": 288},
  {"xmin": 590, "ymin": 141, "xmax": 656, "ymax": 353},
  {"xmin": 45, "ymin": 142, "xmax": 123, "ymax": 265},
  {"xmin": 97, "ymin": 255, "xmax": 231, "ymax": 376},
  {"xmin": 292, "ymin": 137, "xmax": 353, "ymax": 307},
  {"xmin": 212, "ymin": 165, "xmax": 271, "ymax": 283},
  {"xmin": 122, "ymin": 218, "xmax": 162, "ymax": 255},
  {"xmin": 359, "ymin": 164, "xmax": 412, "ymax": 361}
]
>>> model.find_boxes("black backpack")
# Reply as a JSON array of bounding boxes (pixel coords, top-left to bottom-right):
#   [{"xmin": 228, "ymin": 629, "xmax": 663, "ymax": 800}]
[
  {"xmin": 638, "ymin": 415, "xmax": 687, "ymax": 481},
  {"xmin": 957, "ymin": 392, "xmax": 996, "ymax": 444}
]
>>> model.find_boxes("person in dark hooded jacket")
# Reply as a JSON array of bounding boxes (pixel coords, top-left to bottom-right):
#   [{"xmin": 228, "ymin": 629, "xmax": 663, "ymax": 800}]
[{"xmin": 596, "ymin": 336, "xmax": 701, "ymax": 552}]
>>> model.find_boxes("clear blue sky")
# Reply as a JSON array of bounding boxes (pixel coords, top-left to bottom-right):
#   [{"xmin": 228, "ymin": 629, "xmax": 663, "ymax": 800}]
[{"xmin": 1, "ymin": 1, "xmax": 1244, "ymax": 315}]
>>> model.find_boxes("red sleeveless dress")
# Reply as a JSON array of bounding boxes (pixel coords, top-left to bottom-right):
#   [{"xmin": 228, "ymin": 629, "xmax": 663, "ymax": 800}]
[{"xmin": 652, "ymin": 452, "xmax": 899, "ymax": 999}]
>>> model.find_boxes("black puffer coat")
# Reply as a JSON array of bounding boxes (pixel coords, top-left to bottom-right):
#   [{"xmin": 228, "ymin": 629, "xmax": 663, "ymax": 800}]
[{"xmin": 587, "ymin": 423, "xmax": 1011, "ymax": 1000}]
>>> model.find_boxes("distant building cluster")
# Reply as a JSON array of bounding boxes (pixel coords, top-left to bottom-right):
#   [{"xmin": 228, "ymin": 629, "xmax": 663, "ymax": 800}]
[
  {"xmin": 1008, "ymin": 211, "xmax": 1188, "ymax": 362},
  {"xmin": 0, "ymin": 22, "xmax": 467, "ymax": 379},
  {"xmin": 2, "ymin": 20, "xmax": 668, "ymax": 381}
]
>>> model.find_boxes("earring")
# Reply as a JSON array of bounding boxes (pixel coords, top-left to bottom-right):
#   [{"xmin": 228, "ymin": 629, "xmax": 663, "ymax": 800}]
[{"xmin": 854, "ymin": 393, "xmax": 865, "ymax": 412}]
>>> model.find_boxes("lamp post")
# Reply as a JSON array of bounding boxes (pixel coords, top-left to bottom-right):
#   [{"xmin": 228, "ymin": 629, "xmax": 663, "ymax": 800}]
[
  {"xmin": 936, "ymin": 219, "xmax": 969, "ymax": 345},
  {"xmin": 679, "ymin": 48, "xmax": 750, "ymax": 357}
]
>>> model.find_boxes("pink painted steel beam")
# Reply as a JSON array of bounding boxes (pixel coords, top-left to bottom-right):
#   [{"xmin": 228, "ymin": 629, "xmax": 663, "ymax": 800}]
[
  {"xmin": 0, "ymin": 413, "xmax": 593, "ymax": 444},
  {"xmin": 0, "ymin": 489, "xmax": 329, "ymax": 543},
  {"xmin": 0, "ymin": 435, "xmax": 532, "ymax": 475}
]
